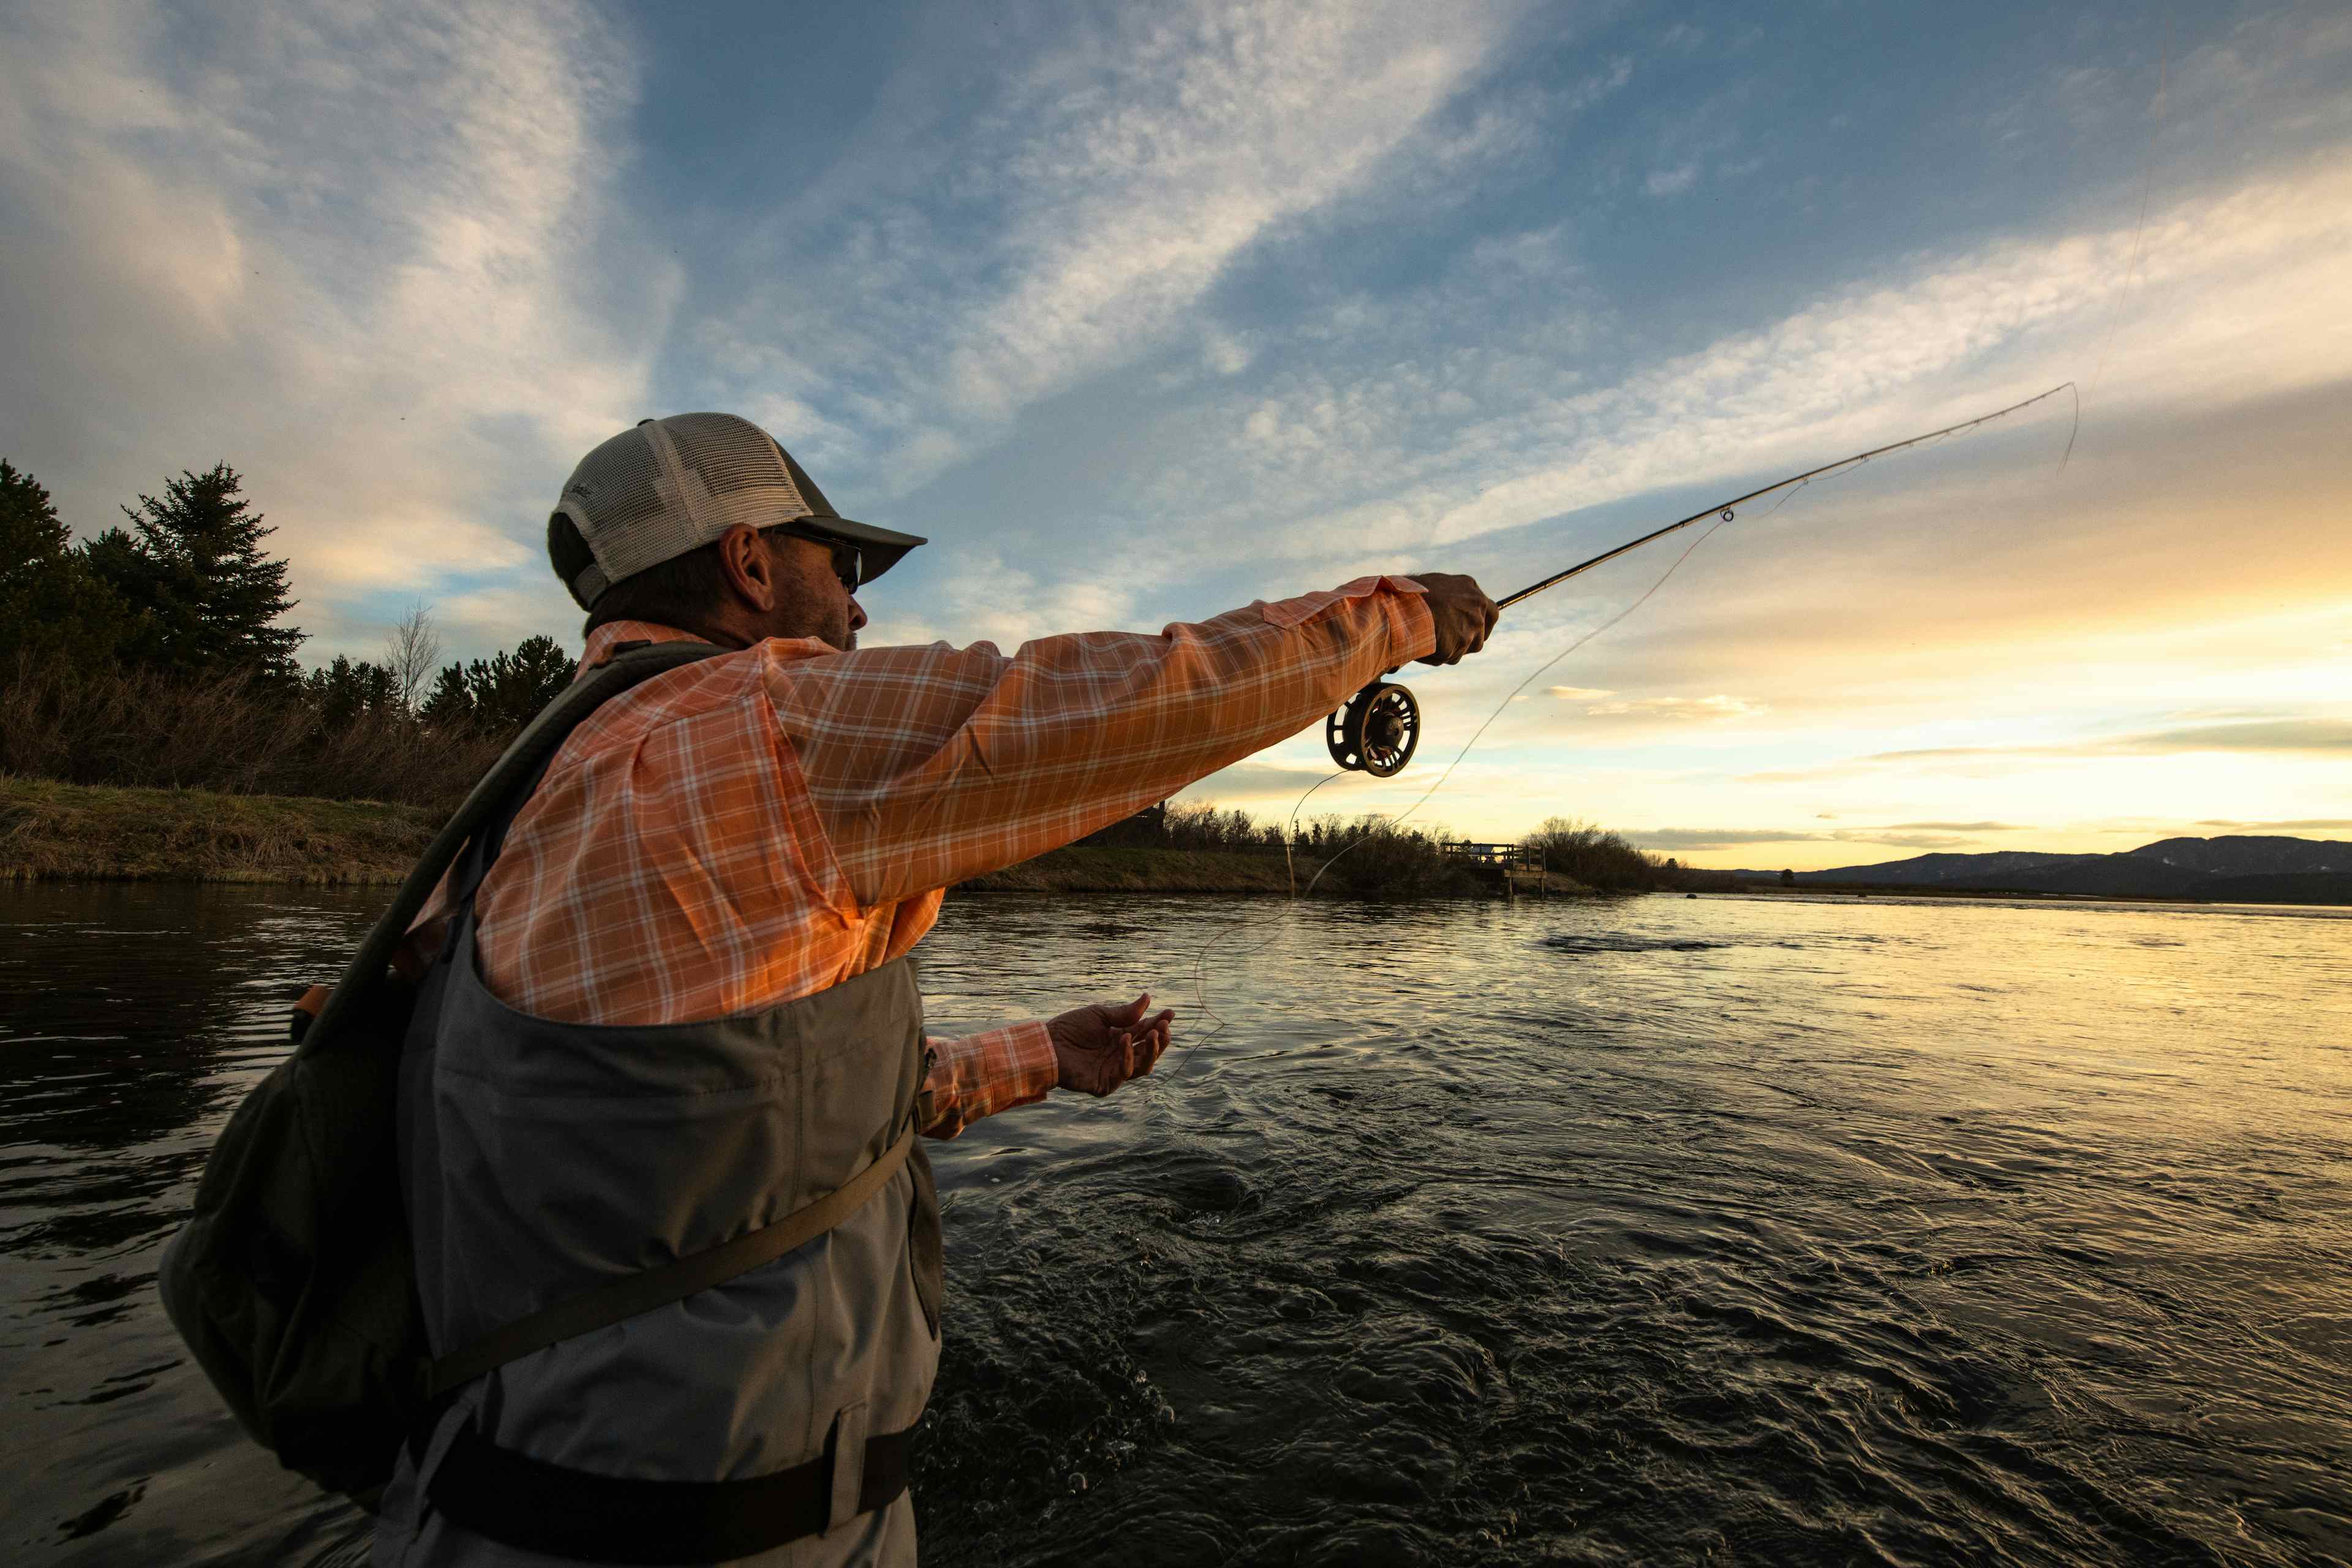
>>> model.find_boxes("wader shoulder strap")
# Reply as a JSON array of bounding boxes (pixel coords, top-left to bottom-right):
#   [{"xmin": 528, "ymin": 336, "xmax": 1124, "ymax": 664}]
[
  {"xmin": 298, "ymin": 641, "xmax": 725, "ymax": 1060},
  {"xmin": 426, "ymin": 1125, "xmax": 918, "ymax": 1398}
]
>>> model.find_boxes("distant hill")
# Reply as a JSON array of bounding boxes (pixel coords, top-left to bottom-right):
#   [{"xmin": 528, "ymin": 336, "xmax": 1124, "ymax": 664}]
[{"xmin": 1730, "ymin": 835, "xmax": 2350, "ymax": 904}]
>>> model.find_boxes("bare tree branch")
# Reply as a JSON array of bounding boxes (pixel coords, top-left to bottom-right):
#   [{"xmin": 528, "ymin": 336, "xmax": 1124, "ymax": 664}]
[{"xmin": 383, "ymin": 604, "xmax": 442, "ymax": 711}]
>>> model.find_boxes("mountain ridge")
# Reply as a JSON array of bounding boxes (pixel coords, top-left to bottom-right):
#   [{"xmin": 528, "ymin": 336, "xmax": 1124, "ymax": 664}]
[{"xmin": 1725, "ymin": 834, "xmax": 2348, "ymax": 903}]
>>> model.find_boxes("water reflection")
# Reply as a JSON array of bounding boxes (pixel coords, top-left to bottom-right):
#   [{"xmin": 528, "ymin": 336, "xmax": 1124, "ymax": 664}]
[
  {"xmin": 2, "ymin": 883, "xmax": 2348, "ymax": 1566},
  {"xmin": 1, "ymin": 883, "xmax": 379, "ymax": 1566}
]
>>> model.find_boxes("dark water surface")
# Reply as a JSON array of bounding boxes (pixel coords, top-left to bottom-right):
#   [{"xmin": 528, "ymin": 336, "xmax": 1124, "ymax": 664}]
[{"xmin": 4, "ymin": 884, "xmax": 2348, "ymax": 1566}]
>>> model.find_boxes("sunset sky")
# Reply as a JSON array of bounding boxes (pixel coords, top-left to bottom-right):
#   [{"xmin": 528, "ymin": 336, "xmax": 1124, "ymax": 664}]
[{"xmin": 3, "ymin": 1, "xmax": 2346, "ymax": 869}]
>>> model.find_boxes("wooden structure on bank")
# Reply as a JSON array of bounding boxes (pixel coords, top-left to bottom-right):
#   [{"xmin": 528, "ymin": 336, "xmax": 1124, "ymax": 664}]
[{"xmin": 1444, "ymin": 840, "xmax": 1550, "ymax": 898}]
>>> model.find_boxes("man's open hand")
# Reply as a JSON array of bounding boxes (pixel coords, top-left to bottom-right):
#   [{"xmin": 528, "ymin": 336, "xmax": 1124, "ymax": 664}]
[
  {"xmin": 1412, "ymin": 571, "xmax": 1500, "ymax": 666},
  {"xmin": 1048, "ymin": 993, "xmax": 1175, "ymax": 1096}
]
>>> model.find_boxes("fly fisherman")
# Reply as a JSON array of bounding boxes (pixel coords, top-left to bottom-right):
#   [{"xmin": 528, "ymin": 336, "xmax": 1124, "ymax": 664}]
[{"xmin": 376, "ymin": 412, "xmax": 1499, "ymax": 1566}]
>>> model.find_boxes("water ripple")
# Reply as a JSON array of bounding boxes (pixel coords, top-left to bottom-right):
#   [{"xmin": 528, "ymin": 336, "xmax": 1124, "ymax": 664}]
[{"xmin": 2, "ymin": 884, "xmax": 2347, "ymax": 1565}]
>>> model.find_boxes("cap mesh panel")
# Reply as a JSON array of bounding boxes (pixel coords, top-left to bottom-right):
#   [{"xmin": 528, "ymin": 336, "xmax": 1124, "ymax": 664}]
[
  {"xmin": 666, "ymin": 414, "xmax": 811, "ymax": 535},
  {"xmin": 562, "ymin": 429, "xmax": 679, "ymax": 585},
  {"xmin": 557, "ymin": 413, "xmax": 832, "ymax": 597}
]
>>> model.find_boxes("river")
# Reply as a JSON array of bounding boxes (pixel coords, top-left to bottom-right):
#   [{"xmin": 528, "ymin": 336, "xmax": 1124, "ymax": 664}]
[{"xmin": 2, "ymin": 883, "xmax": 2348, "ymax": 1566}]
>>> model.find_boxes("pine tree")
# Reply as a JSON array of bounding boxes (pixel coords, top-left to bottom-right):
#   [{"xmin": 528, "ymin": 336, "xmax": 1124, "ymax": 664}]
[
  {"xmin": 0, "ymin": 460, "xmax": 133, "ymax": 662},
  {"xmin": 304, "ymin": 655, "xmax": 399, "ymax": 728},
  {"xmin": 419, "ymin": 663, "xmax": 475, "ymax": 731},
  {"xmin": 418, "ymin": 635, "xmax": 574, "ymax": 734},
  {"xmin": 463, "ymin": 634, "xmax": 575, "ymax": 730},
  {"xmin": 91, "ymin": 463, "xmax": 304, "ymax": 679}
]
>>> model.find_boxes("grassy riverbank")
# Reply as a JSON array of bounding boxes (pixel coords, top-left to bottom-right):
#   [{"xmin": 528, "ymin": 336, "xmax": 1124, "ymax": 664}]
[
  {"xmin": 1, "ymin": 777, "xmax": 1604, "ymax": 898},
  {"xmin": 1, "ymin": 775, "xmax": 437, "ymax": 884}
]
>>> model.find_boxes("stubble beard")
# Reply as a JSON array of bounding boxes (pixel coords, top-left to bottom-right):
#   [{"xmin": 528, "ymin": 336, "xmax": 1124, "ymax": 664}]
[{"xmin": 769, "ymin": 549, "xmax": 854, "ymax": 652}]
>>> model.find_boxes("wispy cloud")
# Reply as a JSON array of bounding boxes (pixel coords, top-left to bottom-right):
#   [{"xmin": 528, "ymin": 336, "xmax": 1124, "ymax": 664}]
[
  {"xmin": 0, "ymin": 1, "xmax": 668, "ymax": 654},
  {"xmin": 891, "ymin": 555, "xmax": 1138, "ymax": 653},
  {"xmin": 1582, "ymin": 693, "xmax": 1765, "ymax": 720},
  {"xmin": 1541, "ymin": 684, "xmax": 1765, "ymax": 722},
  {"xmin": 1644, "ymin": 162, "xmax": 1699, "ymax": 197},
  {"xmin": 2123, "ymin": 719, "xmax": 2352, "ymax": 753},
  {"xmin": 1629, "ymin": 826, "xmax": 1984, "ymax": 852},
  {"xmin": 705, "ymin": 0, "xmax": 1529, "ymax": 492},
  {"xmin": 1414, "ymin": 162, "xmax": 2352, "ymax": 551},
  {"xmin": 1843, "ymin": 832, "xmax": 1980, "ymax": 851},
  {"xmin": 1172, "ymin": 761, "xmax": 1341, "ymax": 803},
  {"xmin": 1870, "ymin": 717, "xmax": 2352, "ymax": 762}
]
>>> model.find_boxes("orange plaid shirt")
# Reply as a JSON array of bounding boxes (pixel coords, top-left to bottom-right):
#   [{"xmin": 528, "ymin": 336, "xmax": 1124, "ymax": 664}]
[{"xmin": 418, "ymin": 576, "xmax": 1434, "ymax": 1137}]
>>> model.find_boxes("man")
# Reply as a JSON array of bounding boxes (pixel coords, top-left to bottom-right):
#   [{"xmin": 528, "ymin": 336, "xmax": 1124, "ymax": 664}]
[{"xmin": 376, "ymin": 412, "xmax": 1498, "ymax": 1566}]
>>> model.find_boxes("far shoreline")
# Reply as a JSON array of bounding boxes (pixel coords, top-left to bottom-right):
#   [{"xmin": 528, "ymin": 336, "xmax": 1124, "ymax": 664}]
[
  {"xmin": 10, "ymin": 779, "xmax": 2336, "ymax": 910},
  {"xmin": 0, "ymin": 777, "xmax": 1601, "ymax": 898}
]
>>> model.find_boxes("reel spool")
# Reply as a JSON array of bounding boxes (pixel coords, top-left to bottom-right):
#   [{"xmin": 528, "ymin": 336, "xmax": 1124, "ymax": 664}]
[{"xmin": 1325, "ymin": 680, "xmax": 1420, "ymax": 777}]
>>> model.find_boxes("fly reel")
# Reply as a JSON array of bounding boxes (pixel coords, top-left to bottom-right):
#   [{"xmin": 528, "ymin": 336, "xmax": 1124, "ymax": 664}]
[{"xmin": 1325, "ymin": 680, "xmax": 1420, "ymax": 777}]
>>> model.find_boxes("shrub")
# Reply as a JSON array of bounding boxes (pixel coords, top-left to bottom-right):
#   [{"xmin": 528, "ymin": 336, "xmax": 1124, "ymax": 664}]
[
  {"xmin": 1295, "ymin": 815, "xmax": 1482, "ymax": 899},
  {"xmin": 0, "ymin": 653, "xmax": 509, "ymax": 812},
  {"xmin": 1522, "ymin": 816, "xmax": 1664, "ymax": 892}
]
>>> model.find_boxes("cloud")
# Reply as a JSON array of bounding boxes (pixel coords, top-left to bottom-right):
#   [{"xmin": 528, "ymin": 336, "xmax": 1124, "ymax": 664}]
[
  {"xmin": 1644, "ymin": 162, "xmax": 1698, "ymax": 197},
  {"xmin": 1834, "ymin": 832, "xmax": 1976, "ymax": 851},
  {"xmin": 1102, "ymin": 98, "xmax": 2352, "ymax": 625},
  {"xmin": 1175, "ymin": 762, "xmax": 1343, "ymax": 802},
  {"xmin": 1869, "ymin": 717, "xmax": 2352, "ymax": 763},
  {"xmin": 890, "ymin": 555, "xmax": 1138, "ymax": 652},
  {"xmin": 1630, "ymin": 828, "xmax": 1830, "ymax": 850},
  {"xmin": 2193, "ymin": 818, "xmax": 2352, "ymax": 832},
  {"xmin": 1888, "ymin": 821, "xmax": 2029, "ymax": 832},
  {"xmin": 703, "ymin": 0, "xmax": 1528, "ymax": 492},
  {"xmin": 1417, "ymin": 156, "xmax": 2352, "ymax": 551},
  {"xmin": 1628, "ymin": 825, "xmax": 1988, "ymax": 853},
  {"xmin": 1576, "ymin": 693, "xmax": 1765, "ymax": 720},
  {"xmin": 0, "ymin": 0, "xmax": 669, "ymax": 658},
  {"xmin": 1542, "ymin": 684, "xmax": 1765, "ymax": 725},
  {"xmin": 2122, "ymin": 719, "xmax": 2352, "ymax": 753}
]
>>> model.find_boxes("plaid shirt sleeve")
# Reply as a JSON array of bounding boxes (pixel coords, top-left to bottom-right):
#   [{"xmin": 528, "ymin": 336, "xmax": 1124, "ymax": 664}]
[
  {"xmin": 401, "ymin": 576, "xmax": 1430, "ymax": 1143},
  {"xmin": 771, "ymin": 576, "xmax": 1436, "ymax": 906},
  {"xmin": 920, "ymin": 1021, "xmax": 1057, "ymax": 1139}
]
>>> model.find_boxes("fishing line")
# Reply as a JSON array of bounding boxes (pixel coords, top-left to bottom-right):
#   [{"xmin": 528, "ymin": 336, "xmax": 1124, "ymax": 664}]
[{"xmin": 1145, "ymin": 383, "xmax": 2082, "ymax": 1087}]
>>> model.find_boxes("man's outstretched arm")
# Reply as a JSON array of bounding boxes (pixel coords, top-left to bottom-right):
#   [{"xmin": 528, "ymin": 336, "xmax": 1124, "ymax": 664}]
[{"xmin": 771, "ymin": 575, "xmax": 1494, "ymax": 907}]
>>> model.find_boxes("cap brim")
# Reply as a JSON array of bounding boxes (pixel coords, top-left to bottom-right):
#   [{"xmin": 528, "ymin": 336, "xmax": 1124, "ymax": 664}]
[{"xmin": 793, "ymin": 516, "xmax": 925, "ymax": 585}]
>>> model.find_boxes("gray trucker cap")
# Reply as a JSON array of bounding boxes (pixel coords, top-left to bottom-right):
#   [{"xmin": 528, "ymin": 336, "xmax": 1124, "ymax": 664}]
[{"xmin": 551, "ymin": 412, "xmax": 927, "ymax": 609}]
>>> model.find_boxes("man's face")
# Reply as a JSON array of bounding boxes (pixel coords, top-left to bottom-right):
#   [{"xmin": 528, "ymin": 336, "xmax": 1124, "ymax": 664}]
[{"xmin": 763, "ymin": 530, "xmax": 867, "ymax": 652}]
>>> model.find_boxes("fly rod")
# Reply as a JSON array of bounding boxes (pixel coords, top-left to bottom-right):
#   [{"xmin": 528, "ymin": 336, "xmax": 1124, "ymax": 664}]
[
  {"xmin": 1324, "ymin": 383, "xmax": 2078, "ymax": 776},
  {"xmin": 1498, "ymin": 383, "xmax": 2075, "ymax": 608}
]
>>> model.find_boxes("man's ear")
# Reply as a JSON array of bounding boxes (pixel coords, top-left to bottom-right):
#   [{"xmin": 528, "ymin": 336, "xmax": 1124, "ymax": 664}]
[{"xmin": 717, "ymin": 524, "xmax": 777, "ymax": 612}]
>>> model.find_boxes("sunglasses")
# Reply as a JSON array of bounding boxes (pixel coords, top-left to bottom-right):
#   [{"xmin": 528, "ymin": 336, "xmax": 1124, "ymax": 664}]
[{"xmin": 766, "ymin": 525, "xmax": 862, "ymax": 595}]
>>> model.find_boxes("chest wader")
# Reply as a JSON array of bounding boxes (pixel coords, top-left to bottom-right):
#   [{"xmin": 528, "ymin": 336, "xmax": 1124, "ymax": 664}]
[{"xmin": 391, "ymin": 677, "xmax": 945, "ymax": 1563}]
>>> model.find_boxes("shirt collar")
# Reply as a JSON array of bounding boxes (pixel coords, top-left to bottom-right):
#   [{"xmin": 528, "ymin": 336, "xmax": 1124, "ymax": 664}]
[
  {"xmin": 577, "ymin": 619, "xmax": 845, "ymax": 676},
  {"xmin": 578, "ymin": 620, "xmax": 712, "ymax": 676}
]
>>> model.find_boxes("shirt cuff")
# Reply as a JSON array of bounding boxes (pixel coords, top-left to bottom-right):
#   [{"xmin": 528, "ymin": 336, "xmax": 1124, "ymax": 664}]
[
  {"xmin": 1259, "ymin": 574, "xmax": 1436, "ymax": 665},
  {"xmin": 1389, "ymin": 580, "xmax": 1437, "ymax": 664},
  {"xmin": 919, "ymin": 1019, "xmax": 1058, "ymax": 1139}
]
